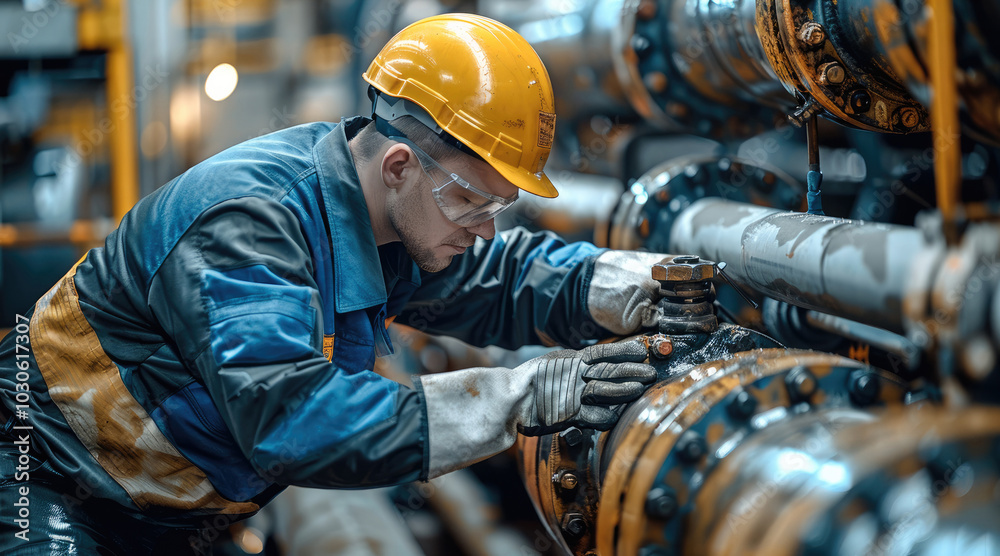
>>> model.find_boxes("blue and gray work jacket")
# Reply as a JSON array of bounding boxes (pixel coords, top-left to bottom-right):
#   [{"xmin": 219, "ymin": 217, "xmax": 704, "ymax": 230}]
[{"xmin": 0, "ymin": 116, "xmax": 608, "ymax": 527}]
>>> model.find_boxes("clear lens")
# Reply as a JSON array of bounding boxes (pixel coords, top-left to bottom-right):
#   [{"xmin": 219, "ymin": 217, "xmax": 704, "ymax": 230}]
[{"xmin": 390, "ymin": 136, "xmax": 517, "ymax": 226}]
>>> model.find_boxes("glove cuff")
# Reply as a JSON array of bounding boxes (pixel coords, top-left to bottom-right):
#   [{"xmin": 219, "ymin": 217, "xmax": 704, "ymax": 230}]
[
  {"xmin": 586, "ymin": 250, "xmax": 668, "ymax": 335},
  {"xmin": 410, "ymin": 377, "xmax": 432, "ymax": 482},
  {"xmin": 416, "ymin": 367, "xmax": 534, "ymax": 479}
]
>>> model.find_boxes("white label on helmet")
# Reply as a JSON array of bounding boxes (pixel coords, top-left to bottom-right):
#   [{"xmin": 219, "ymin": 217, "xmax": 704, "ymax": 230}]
[{"xmin": 537, "ymin": 112, "xmax": 555, "ymax": 149}]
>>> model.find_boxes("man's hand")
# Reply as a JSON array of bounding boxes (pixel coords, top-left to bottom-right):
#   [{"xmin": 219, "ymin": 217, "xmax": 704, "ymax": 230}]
[
  {"xmin": 415, "ymin": 338, "xmax": 657, "ymax": 477},
  {"xmin": 518, "ymin": 340, "xmax": 656, "ymax": 435},
  {"xmin": 587, "ymin": 250, "xmax": 671, "ymax": 335}
]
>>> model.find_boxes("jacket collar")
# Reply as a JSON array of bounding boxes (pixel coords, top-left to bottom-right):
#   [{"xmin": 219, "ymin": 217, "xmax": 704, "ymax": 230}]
[{"xmin": 313, "ymin": 117, "xmax": 420, "ymax": 312}]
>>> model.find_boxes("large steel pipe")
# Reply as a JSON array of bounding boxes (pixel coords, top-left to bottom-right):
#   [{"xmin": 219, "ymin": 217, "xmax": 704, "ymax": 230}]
[{"xmin": 668, "ymin": 198, "xmax": 931, "ymax": 334}]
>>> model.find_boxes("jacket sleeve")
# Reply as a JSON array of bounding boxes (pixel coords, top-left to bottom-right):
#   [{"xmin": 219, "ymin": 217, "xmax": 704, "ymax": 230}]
[
  {"xmin": 146, "ymin": 197, "xmax": 428, "ymax": 488},
  {"xmin": 398, "ymin": 227, "xmax": 612, "ymax": 349}
]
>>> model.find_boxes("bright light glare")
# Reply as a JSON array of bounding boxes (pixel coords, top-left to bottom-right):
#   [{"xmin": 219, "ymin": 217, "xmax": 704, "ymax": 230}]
[
  {"xmin": 630, "ymin": 181, "xmax": 649, "ymax": 204},
  {"xmin": 205, "ymin": 63, "xmax": 238, "ymax": 101}
]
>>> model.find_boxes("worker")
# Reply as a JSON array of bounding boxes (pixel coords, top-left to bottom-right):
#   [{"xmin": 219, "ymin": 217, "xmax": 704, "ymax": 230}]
[{"xmin": 0, "ymin": 14, "xmax": 670, "ymax": 555}]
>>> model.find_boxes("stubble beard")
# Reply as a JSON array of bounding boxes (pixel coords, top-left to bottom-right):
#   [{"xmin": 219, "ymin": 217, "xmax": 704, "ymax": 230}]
[{"xmin": 387, "ymin": 190, "xmax": 452, "ymax": 273}]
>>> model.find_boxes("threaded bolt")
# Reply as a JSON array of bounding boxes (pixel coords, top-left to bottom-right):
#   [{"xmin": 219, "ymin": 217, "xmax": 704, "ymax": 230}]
[
  {"xmin": 798, "ymin": 22, "xmax": 826, "ymax": 46},
  {"xmin": 899, "ymin": 107, "xmax": 920, "ymax": 128},
  {"xmin": 554, "ymin": 470, "xmax": 579, "ymax": 491},
  {"xmin": 820, "ymin": 62, "xmax": 846, "ymax": 85},
  {"xmin": 651, "ymin": 336, "xmax": 673, "ymax": 358}
]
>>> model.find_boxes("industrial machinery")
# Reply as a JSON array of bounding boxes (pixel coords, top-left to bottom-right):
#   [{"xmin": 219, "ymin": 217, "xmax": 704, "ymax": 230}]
[{"xmin": 515, "ymin": 0, "xmax": 1000, "ymax": 555}]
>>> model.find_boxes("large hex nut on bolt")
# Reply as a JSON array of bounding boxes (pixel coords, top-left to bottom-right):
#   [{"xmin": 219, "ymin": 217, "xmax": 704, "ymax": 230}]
[
  {"xmin": 727, "ymin": 389, "xmax": 758, "ymax": 420},
  {"xmin": 645, "ymin": 487, "xmax": 678, "ymax": 520},
  {"xmin": 849, "ymin": 369, "xmax": 881, "ymax": 406},
  {"xmin": 785, "ymin": 366, "xmax": 818, "ymax": 403},
  {"xmin": 560, "ymin": 512, "xmax": 588, "ymax": 540},
  {"xmin": 651, "ymin": 255, "xmax": 717, "ymax": 283},
  {"xmin": 675, "ymin": 430, "xmax": 707, "ymax": 464}
]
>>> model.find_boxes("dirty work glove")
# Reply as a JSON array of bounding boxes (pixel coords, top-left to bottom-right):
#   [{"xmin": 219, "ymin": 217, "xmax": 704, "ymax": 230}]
[
  {"xmin": 587, "ymin": 250, "xmax": 672, "ymax": 335},
  {"xmin": 414, "ymin": 340, "xmax": 656, "ymax": 478},
  {"xmin": 517, "ymin": 341, "xmax": 655, "ymax": 436}
]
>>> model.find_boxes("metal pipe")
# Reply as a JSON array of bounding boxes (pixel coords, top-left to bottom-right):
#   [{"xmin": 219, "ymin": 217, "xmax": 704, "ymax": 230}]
[
  {"xmin": 78, "ymin": 0, "xmax": 140, "ymax": 223},
  {"xmin": 927, "ymin": 0, "xmax": 962, "ymax": 240},
  {"xmin": 668, "ymin": 198, "xmax": 930, "ymax": 333},
  {"xmin": 804, "ymin": 310, "xmax": 920, "ymax": 369}
]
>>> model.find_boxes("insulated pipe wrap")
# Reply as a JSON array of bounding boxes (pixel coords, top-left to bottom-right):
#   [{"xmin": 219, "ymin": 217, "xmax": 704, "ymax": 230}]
[{"xmin": 668, "ymin": 198, "xmax": 929, "ymax": 333}]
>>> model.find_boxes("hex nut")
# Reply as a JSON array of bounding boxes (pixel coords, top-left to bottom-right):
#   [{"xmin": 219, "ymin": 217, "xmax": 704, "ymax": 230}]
[
  {"xmin": 651, "ymin": 258, "xmax": 717, "ymax": 282},
  {"xmin": 554, "ymin": 470, "xmax": 579, "ymax": 491},
  {"xmin": 728, "ymin": 390, "xmax": 758, "ymax": 420},
  {"xmin": 676, "ymin": 430, "xmax": 707, "ymax": 464},
  {"xmin": 798, "ymin": 22, "xmax": 826, "ymax": 46},
  {"xmin": 651, "ymin": 335, "xmax": 673, "ymax": 358},
  {"xmin": 561, "ymin": 513, "xmax": 588, "ymax": 539},
  {"xmin": 819, "ymin": 62, "xmax": 846, "ymax": 85},
  {"xmin": 645, "ymin": 487, "xmax": 678, "ymax": 520},
  {"xmin": 849, "ymin": 370, "xmax": 880, "ymax": 406},
  {"xmin": 785, "ymin": 366, "xmax": 818, "ymax": 403},
  {"xmin": 899, "ymin": 107, "xmax": 920, "ymax": 128}
]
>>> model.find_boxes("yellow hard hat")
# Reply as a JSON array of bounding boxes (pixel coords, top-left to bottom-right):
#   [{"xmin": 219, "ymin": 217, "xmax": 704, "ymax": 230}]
[{"xmin": 364, "ymin": 13, "xmax": 559, "ymax": 198}]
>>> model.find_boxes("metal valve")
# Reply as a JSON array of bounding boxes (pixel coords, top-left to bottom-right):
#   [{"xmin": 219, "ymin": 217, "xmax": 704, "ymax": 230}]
[
  {"xmin": 651, "ymin": 255, "xmax": 719, "ymax": 334},
  {"xmin": 651, "ymin": 255, "xmax": 758, "ymax": 334}
]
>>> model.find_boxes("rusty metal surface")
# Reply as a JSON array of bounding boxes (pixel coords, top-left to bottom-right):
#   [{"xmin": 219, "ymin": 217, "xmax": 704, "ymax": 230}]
[
  {"xmin": 607, "ymin": 154, "xmax": 803, "ymax": 254},
  {"xmin": 597, "ymin": 349, "xmax": 912, "ymax": 555},
  {"xmin": 687, "ymin": 405, "xmax": 1000, "ymax": 555},
  {"xmin": 755, "ymin": 0, "xmax": 929, "ymax": 133},
  {"xmin": 669, "ymin": 198, "xmax": 931, "ymax": 333},
  {"xmin": 610, "ymin": 0, "xmax": 784, "ymax": 136},
  {"xmin": 519, "ymin": 327, "xmax": 1000, "ymax": 555},
  {"xmin": 519, "ymin": 325, "xmax": 783, "ymax": 555},
  {"xmin": 874, "ymin": 0, "xmax": 1000, "ymax": 145}
]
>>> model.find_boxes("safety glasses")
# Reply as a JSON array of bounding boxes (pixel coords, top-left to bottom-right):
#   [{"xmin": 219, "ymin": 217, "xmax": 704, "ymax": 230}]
[{"xmin": 389, "ymin": 136, "xmax": 518, "ymax": 227}]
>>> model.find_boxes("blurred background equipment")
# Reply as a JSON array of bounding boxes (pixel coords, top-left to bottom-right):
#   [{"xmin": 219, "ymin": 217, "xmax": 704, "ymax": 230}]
[{"xmin": 3, "ymin": 0, "xmax": 1000, "ymax": 555}]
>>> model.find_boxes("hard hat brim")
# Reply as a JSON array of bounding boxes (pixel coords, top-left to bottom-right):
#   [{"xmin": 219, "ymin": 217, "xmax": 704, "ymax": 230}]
[{"xmin": 487, "ymin": 158, "xmax": 559, "ymax": 199}]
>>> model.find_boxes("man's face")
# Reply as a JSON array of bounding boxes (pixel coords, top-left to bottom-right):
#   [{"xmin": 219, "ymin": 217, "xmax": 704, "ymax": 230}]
[{"xmin": 387, "ymin": 151, "xmax": 519, "ymax": 272}]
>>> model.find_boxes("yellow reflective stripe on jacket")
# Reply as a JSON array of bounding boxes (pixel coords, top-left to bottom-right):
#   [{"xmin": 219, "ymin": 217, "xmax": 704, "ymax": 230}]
[{"xmin": 30, "ymin": 263, "xmax": 258, "ymax": 514}]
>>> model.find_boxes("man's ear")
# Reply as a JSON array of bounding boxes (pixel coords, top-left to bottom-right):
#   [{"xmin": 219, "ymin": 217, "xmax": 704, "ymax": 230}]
[{"xmin": 381, "ymin": 144, "xmax": 419, "ymax": 191}]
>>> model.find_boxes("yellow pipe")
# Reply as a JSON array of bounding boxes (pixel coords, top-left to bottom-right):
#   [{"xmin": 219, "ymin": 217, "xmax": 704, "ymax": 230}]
[
  {"xmin": 77, "ymin": 0, "xmax": 139, "ymax": 223},
  {"xmin": 106, "ymin": 0, "xmax": 139, "ymax": 222},
  {"xmin": 927, "ymin": 0, "xmax": 961, "ymax": 233}
]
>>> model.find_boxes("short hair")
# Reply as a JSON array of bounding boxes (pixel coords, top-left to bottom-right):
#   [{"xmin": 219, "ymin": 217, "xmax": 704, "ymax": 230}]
[{"xmin": 352, "ymin": 116, "xmax": 463, "ymax": 166}]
